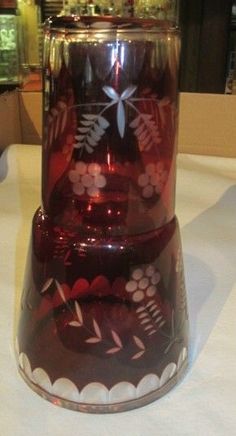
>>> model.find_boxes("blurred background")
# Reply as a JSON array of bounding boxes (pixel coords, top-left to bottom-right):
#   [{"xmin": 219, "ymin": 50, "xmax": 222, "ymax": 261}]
[{"xmin": 0, "ymin": 0, "xmax": 236, "ymax": 95}]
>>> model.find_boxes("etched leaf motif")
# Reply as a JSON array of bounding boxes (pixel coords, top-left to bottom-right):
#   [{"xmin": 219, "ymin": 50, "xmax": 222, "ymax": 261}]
[
  {"xmin": 138, "ymin": 313, "xmax": 147, "ymax": 320},
  {"xmin": 144, "ymin": 325, "xmax": 154, "ymax": 332},
  {"xmin": 133, "ymin": 336, "xmax": 145, "ymax": 350},
  {"xmin": 83, "ymin": 114, "xmax": 97, "ymax": 121},
  {"xmin": 135, "ymin": 123, "xmax": 144, "ymax": 136},
  {"xmin": 75, "ymin": 113, "xmax": 110, "ymax": 154},
  {"xmin": 41, "ymin": 278, "xmax": 54, "ymax": 293},
  {"xmin": 159, "ymin": 320, "xmax": 166, "ymax": 328},
  {"xmin": 81, "ymin": 120, "xmax": 94, "ymax": 126},
  {"xmin": 139, "ymin": 129, "xmax": 148, "ymax": 142},
  {"xmin": 142, "ymin": 134, "xmax": 151, "ymax": 147},
  {"xmin": 148, "ymin": 329, "xmax": 157, "ymax": 336},
  {"xmin": 55, "ymin": 280, "xmax": 66, "ymax": 303},
  {"xmin": 86, "ymin": 144, "xmax": 94, "ymax": 154},
  {"xmin": 87, "ymin": 136, "xmax": 97, "ymax": 147},
  {"xmin": 93, "ymin": 319, "xmax": 102, "ymax": 339},
  {"xmin": 98, "ymin": 116, "xmax": 109, "ymax": 129},
  {"xmin": 90, "ymin": 130, "xmax": 100, "ymax": 141},
  {"xmin": 69, "ymin": 321, "xmax": 81, "ymax": 327},
  {"xmin": 141, "ymin": 318, "xmax": 151, "ymax": 325},
  {"xmin": 136, "ymin": 306, "xmax": 146, "ymax": 314},
  {"xmin": 146, "ymin": 300, "xmax": 156, "ymax": 308},
  {"xmin": 117, "ymin": 100, "xmax": 125, "ymax": 138},
  {"xmin": 130, "ymin": 113, "xmax": 161, "ymax": 152},
  {"xmin": 111, "ymin": 330, "xmax": 122, "ymax": 348},
  {"xmin": 132, "ymin": 350, "xmax": 145, "ymax": 360},
  {"xmin": 103, "ymin": 86, "xmax": 119, "ymax": 101},
  {"xmin": 106, "ymin": 347, "xmax": 122, "ymax": 354},
  {"xmin": 78, "ymin": 127, "xmax": 90, "ymax": 134},
  {"xmin": 86, "ymin": 337, "xmax": 101, "ymax": 344},
  {"xmin": 130, "ymin": 116, "xmax": 140, "ymax": 129},
  {"xmin": 121, "ymin": 85, "xmax": 137, "ymax": 100},
  {"xmin": 71, "ymin": 82, "xmax": 166, "ymax": 154},
  {"xmin": 94, "ymin": 124, "xmax": 105, "ymax": 136},
  {"xmin": 75, "ymin": 301, "xmax": 83, "ymax": 325},
  {"xmin": 75, "ymin": 135, "xmax": 85, "ymax": 141}
]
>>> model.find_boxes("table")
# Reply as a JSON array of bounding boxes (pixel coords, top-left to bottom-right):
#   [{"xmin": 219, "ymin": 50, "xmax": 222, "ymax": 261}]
[{"xmin": 0, "ymin": 145, "xmax": 236, "ymax": 436}]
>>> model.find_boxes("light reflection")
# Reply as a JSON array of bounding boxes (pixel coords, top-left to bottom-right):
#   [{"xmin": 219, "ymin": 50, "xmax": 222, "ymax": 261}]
[
  {"xmin": 107, "ymin": 152, "xmax": 111, "ymax": 168},
  {"xmin": 111, "ymin": 45, "xmax": 117, "ymax": 66},
  {"xmin": 120, "ymin": 44, "xmax": 125, "ymax": 66}
]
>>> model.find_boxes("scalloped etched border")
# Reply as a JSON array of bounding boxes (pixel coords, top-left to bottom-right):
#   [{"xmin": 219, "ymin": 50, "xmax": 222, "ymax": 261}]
[{"xmin": 16, "ymin": 341, "xmax": 187, "ymax": 406}]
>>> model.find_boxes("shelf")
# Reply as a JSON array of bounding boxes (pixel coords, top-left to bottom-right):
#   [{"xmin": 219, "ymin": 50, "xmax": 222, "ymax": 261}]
[{"xmin": 0, "ymin": 47, "xmax": 17, "ymax": 51}]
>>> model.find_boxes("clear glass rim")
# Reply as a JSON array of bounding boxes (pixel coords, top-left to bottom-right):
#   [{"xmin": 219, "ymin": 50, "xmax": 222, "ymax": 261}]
[{"xmin": 45, "ymin": 15, "xmax": 179, "ymax": 35}]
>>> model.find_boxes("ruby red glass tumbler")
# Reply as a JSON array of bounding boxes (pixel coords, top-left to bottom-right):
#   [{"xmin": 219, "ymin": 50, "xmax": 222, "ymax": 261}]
[{"xmin": 16, "ymin": 16, "xmax": 188, "ymax": 413}]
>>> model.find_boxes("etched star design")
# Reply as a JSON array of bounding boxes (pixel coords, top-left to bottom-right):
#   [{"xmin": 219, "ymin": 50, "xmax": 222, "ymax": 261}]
[{"xmin": 102, "ymin": 85, "xmax": 137, "ymax": 138}]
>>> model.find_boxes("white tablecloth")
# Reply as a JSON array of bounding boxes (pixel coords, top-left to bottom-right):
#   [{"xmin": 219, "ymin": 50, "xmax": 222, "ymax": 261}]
[{"xmin": 0, "ymin": 145, "xmax": 236, "ymax": 436}]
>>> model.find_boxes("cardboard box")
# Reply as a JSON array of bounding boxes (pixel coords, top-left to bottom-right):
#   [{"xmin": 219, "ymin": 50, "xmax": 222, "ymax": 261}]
[
  {"xmin": 1, "ymin": 90, "xmax": 236, "ymax": 157},
  {"xmin": 0, "ymin": 91, "xmax": 21, "ymax": 149},
  {"xmin": 179, "ymin": 93, "xmax": 236, "ymax": 158}
]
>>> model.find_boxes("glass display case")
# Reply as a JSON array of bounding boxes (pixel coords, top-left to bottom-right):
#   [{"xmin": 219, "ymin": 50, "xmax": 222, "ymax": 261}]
[{"xmin": 0, "ymin": 13, "xmax": 21, "ymax": 85}]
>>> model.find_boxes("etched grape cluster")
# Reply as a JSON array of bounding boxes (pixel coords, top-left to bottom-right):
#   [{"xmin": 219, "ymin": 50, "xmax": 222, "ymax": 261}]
[
  {"xmin": 138, "ymin": 162, "xmax": 168, "ymax": 198},
  {"xmin": 68, "ymin": 161, "xmax": 106, "ymax": 198},
  {"xmin": 125, "ymin": 264, "xmax": 161, "ymax": 303}
]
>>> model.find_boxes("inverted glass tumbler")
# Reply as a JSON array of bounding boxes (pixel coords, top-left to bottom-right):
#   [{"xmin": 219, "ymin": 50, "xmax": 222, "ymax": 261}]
[{"xmin": 16, "ymin": 15, "xmax": 188, "ymax": 413}]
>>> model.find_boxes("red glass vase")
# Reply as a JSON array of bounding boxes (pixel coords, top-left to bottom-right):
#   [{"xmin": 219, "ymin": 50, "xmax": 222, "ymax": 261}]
[{"xmin": 16, "ymin": 15, "xmax": 188, "ymax": 413}]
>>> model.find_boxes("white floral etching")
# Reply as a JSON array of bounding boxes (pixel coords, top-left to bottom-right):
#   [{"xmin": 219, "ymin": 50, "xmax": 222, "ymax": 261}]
[
  {"xmin": 45, "ymin": 280, "xmax": 146, "ymax": 359},
  {"xmin": 72, "ymin": 84, "xmax": 167, "ymax": 154},
  {"xmin": 74, "ymin": 85, "xmax": 137, "ymax": 153},
  {"xmin": 132, "ymin": 336, "xmax": 146, "ymax": 360},
  {"xmin": 135, "ymin": 300, "xmax": 166, "ymax": 337},
  {"xmin": 129, "ymin": 113, "xmax": 161, "ymax": 152},
  {"xmin": 74, "ymin": 114, "xmax": 110, "ymax": 154},
  {"xmin": 138, "ymin": 162, "xmax": 168, "ymax": 198},
  {"xmin": 125, "ymin": 263, "xmax": 166, "ymax": 338},
  {"xmin": 39, "ymin": 274, "xmax": 165, "ymax": 361},
  {"xmin": 68, "ymin": 297, "xmax": 147, "ymax": 359},
  {"xmin": 17, "ymin": 347, "xmax": 188, "ymax": 405},
  {"xmin": 103, "ymin": 85, "xmax": 137, "ymax": 138},
  {"xmin": 85, "ymin": 319, "xmax": 102, "ymax": 344},
  {"xmin": 106, "ymin": 331, "xmax": 123, "ymax": 355},
  {"xmin": 39, "ymin": 258, "xmax": 187, "ymax": 361},
  {"xmin": 68, "ymin": 161, "xmax": 106, "ymax": 197}
]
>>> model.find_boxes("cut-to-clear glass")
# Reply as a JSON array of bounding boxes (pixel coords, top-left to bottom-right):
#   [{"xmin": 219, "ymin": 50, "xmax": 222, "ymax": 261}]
[{"xmin": 16, "ymin": 9, "xmax": 188, "ymax": 413}]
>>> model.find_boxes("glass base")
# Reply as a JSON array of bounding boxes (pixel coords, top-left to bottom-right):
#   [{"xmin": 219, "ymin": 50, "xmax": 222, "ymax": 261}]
[
  {"xmin": 17, "ymin": 215, "xmax": 188, "ymax": 413},
  {"xmin": 17, "ymin": 355, "xmax": 188, "ymax": 413}
]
